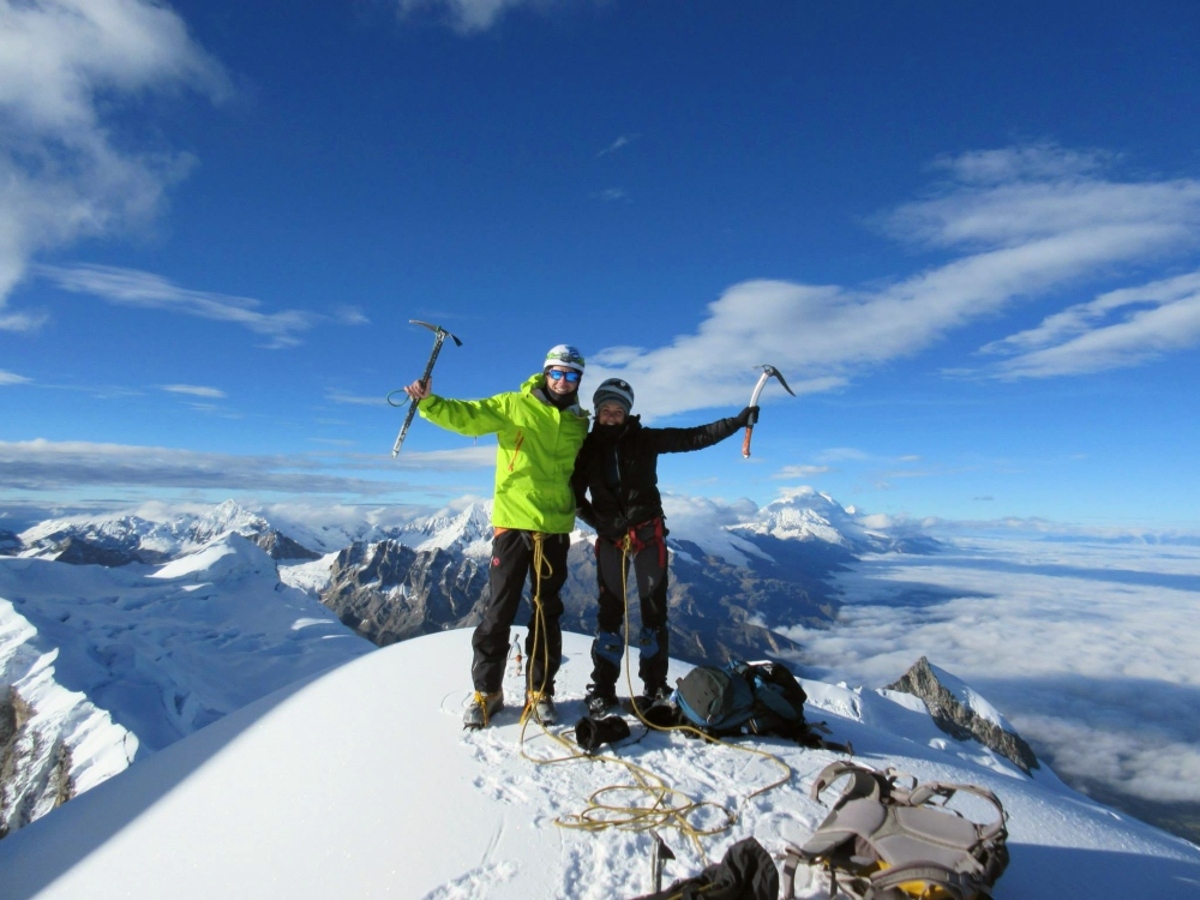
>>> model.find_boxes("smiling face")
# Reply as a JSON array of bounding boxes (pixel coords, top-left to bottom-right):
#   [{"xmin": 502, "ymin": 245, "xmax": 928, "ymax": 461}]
[
  {"xmin": 596, "ymin": 401, "xmax": 627, "ymax": 425},
  {"xmin": 545, "ymin": 366, "xmax": 581, "ymax": 396}
]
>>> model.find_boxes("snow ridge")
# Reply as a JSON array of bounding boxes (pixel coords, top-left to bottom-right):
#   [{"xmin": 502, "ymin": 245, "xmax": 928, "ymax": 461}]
[
  {"xmin": 0, "ymin": 531, "xmax": 374, "ymax": 838},
  {"xmin": 1, "ymin": 631, "xmax": 1197, "ymax": 899}
]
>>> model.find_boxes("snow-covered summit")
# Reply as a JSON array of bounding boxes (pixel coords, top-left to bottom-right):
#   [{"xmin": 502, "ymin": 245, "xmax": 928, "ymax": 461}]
[
  {"xmin": 732, "ymin": 486, "xmax": 939, "ymax": 554},
  {"xmin": 736, "ymin": 487, "xmax": 855, "ymax": 546},
  {"xmin": 1, "ymin": 629, "xmax": 1196, "ymax": 899},
  {"xmin": 150, "ymin": 531, "xmax": 280, "ymax": 583},
  {"xmin": 400, "ymin": 500, "xmax": 496, "ymax": 556}
]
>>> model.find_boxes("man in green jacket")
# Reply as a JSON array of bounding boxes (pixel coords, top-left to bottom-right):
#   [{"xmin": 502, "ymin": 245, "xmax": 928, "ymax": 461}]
[{"xmin": 403, "ymin": 344, "xmax": 589, "ymax": 728}]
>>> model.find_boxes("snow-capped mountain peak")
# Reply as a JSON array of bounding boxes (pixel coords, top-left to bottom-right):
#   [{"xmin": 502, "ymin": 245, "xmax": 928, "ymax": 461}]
[
  {"xmin": 182, "ymin": 499, "xmax": 271, "ymax": 547},
  {"xmin": 401, "ymin": 501, "xmax": 495, "ymax": 556},
  {"xmin": 732, "ymin": 486, "xmax": 939, "ymax": 554},
  {"xmin": 15, "ymin": 500, "xmax": 319, "ymax": 565},
  {"xmin": 150, "ymin": 532, "xmax": 278, "ymax": 583}
]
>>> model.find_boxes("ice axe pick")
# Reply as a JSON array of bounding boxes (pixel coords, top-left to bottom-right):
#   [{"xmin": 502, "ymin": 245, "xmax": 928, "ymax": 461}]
[
  {"xmin": 388, "ymin": 320, "xmax": 463, "ymax": 457},
  {"xmin": 742, "ymin": 364, "xmax": 794, "ymax": 459}
]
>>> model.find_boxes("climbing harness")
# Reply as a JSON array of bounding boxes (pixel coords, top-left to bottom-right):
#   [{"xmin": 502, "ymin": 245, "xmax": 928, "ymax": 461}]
[{"xmin": 600, "ymin": 517, "xmax": 668, "ymax": 570}]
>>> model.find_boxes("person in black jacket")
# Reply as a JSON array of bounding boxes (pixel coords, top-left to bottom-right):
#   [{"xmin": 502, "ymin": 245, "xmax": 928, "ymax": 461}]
[{"xmin": 572, "ymin": 377, "xmax": 758, "ymax": 714}]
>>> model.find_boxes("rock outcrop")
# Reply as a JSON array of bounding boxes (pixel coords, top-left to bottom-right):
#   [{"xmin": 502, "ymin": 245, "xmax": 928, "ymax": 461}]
[
  {"xmin": 1, "ymin": 687, "xmax": 74, "ymax": 840},
  {"xmin": 319, "ymin": 540, "xmax": 490, "ymax": 645},
  {"xmin": 887, "ymin": 657, "xmax": 1039, "ymax": 774}
]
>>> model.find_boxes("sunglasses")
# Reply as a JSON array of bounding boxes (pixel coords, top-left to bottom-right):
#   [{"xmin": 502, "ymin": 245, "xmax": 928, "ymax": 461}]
[{"xmin": 546, "ymin": 369, "xmax": 581, "ymax": 384}]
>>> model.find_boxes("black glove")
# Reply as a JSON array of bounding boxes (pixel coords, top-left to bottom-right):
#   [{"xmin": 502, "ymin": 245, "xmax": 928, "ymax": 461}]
[{"xmin": 735, "ymin": 406, "xmax": 759, "ymax": 428}]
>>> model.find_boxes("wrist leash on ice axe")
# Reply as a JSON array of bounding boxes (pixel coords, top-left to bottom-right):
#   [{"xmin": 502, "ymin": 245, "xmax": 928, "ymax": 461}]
[
  {"xmin": 741, "ymin": 364, "xmax": 794, "ymax": 459},
  {"xmin": 387, "ymin": 319, "xmax": 463, "ymax": 457}
]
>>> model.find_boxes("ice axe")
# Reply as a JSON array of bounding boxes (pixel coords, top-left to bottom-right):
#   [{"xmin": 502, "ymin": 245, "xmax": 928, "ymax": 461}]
[
  {"xmin": 650, "ymin": 831, "xmax": 675, "ymax": 893},
  {"xmin": 387, "ymin": 320, "xmax": 463, "ymax": 457},
  {"xmin": 742, "ymin": 364, "xmax": 794, "ymax": 459}
]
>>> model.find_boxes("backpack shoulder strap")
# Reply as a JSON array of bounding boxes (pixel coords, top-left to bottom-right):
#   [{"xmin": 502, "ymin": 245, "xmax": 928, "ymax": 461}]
[
  {"xmin": 908, "ymin": 780, "xmax": 1009, "ymax": 841},
  {"xmin": 809, "ymin": 760, "xmax": 889, "ymax": 805}
]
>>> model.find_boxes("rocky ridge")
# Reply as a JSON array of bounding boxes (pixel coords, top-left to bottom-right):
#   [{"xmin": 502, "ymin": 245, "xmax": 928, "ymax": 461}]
[{"xmin": 886, "ymin": 656, "xmax": 1040, "ymax": 774}]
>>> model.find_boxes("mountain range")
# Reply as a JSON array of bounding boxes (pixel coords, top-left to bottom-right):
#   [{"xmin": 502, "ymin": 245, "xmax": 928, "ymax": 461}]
[{"xmin": 1, "ymin": 490, "xmax": 934, "ymax": 837}]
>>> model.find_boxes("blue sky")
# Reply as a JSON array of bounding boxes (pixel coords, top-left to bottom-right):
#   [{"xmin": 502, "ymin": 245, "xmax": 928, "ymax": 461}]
[{"xmin": 2, "ymin": 0, "xmax": 1200, "ymax": 531}]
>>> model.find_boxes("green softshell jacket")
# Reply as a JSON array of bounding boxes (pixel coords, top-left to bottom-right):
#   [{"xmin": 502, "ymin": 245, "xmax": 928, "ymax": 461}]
[{"xmin": 418, "ymin": 373, "xmax": 589, "ymax": 534}]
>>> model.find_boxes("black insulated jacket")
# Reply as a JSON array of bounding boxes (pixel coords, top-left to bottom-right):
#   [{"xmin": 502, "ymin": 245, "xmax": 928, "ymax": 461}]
[{"xmin": 572, "ymin": 412, "xmax": 746, "ymax": 540}]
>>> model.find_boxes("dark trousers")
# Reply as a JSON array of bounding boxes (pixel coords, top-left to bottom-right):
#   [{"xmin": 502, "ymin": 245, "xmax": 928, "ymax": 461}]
[
  {"xmin": 471, "ymin": 529, "xmax": 569, "ymax": 696},
  {"xmin": 590, "ymin": 523, "xmax": 670, "ymax": 694}
]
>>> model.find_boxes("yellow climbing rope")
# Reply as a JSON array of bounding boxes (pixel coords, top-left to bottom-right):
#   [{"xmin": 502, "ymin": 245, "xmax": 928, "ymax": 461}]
[
  {"xmin": 520, "ymin": 531, "xmax": 554, "ymax": 725},
  {"xmin": 509, "ymin": 531, "xmax": 795, "ymax": 862}
]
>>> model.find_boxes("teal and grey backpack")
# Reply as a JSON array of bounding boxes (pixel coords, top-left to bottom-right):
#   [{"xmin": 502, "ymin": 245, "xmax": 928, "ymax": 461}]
[
  {"xmin": 674, "ymin": 660, "xmax": 809, "ymax": 740},
  {"xmin": 782, "ymin": 761, "xmax": 1009, "ymax": 899}
]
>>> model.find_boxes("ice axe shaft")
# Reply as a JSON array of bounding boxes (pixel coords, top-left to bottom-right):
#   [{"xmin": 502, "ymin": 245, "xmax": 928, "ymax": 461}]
[
  {"xmin": 391, "ymin": 320, "xmax": 463, "ymax": 457},
  {"xmin": 651, "ymin": 831, "xmax": 674, "ymax": 893},
  {"xmin": 742, "ymin": 364, "xmax": 794, "ymax": 459}
]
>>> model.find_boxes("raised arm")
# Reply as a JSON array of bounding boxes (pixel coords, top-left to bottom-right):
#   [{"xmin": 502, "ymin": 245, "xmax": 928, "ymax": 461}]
[{"xmin": 650, "ymin": 406, "xmax": 758, "ymax": 454}]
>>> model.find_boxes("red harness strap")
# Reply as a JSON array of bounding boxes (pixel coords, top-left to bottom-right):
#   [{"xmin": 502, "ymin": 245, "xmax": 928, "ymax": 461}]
[{"xmin": 616, "ymin": 517, "xmax": 667, "ymax": 568}]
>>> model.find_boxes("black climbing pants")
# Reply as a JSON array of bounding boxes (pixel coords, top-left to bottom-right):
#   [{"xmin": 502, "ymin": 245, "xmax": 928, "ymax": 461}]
[
  {"xmin": 471, "ymin": 528, "xmax": 569, "ymax": 696},
  {"xmin": 589, "ymin": 522, "xmax": 670, "ymax": 695}
]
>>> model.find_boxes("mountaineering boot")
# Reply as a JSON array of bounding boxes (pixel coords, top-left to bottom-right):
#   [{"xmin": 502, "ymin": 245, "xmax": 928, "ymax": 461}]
[
  {"xmin": 584, "ymin": 683, "xmax": 619, "ymax": 717},
  {"xmin": 463, "ymin": 690, "xmax": 503, "ymax": 729},
  {"xmin": 632, "ymin": 684, "xmax": 673, "ymax": 712},
  {"xmin": 526, "ymin": 691, "xmax": 557, "ymax": 725}
]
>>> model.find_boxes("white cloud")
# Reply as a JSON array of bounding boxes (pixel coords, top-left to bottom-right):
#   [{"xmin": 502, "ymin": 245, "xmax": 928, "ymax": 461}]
[
  {"xmin": 393, "ymin": 0, "xmax": 559, "ymax": 33},
  {"xmin": 328, "ymin": 389, "xmax": 389, "ymax": 407},
  {"xmin": 772, "ymin": 464, "xmax": 831, "ymax": 479},
  {"xmin": 980, "ymin": 270, "xmax": 1200, "ymax": 378},
  {"xmin": 387, "ymin": 445, "xmax": 496, "ymax": 470},
  {"xmin": 335, "ymin": 306, "xmax": 370, "ymax": 326},
  {"xmin": 1, "ymin": 434, "xmax": 472, "ymax": 496},
  {"xmin": 597, "ymin": 134, "xmax": 638, "ymax": 157},
  {"xmin": 587, "ymin": 145, "xmax": 1200, "ymax": 416},
  {"xmin": 0, "ymin": 369, "xmax": 31, "ymax": 385},
  {"xmin": 0, "ymin": 0, "xmax": 229, "ymax": 315},
  {"xmin": 0, "ymin": 0, "xmax": 227, "ymax": 132},
  {"xmin": 659, "ymin": 493, "xmax": 766, "ymax": 567},
  {"xmin": 161, "ymin": 384, "xmax": 225, "ymax": 399},
  {"xmin": 885, "ymin": 144, "xmax": 1197, "ymax": 252},
  {"xmin": 920, "ymin": 515, "xmax": 1200, "ymax": 546},
  {"xmin": 591, "ymin": 187, "xmax": 630, "ymax": 203},
  {"xmin": 928, "ymin": 143, "xmax": 1115, "ymax": 187},
  {"xmin": 0, "ymin": 438, "xmax": 359, "ymax": 495},
  {"xmin": 817, "ymin": 447, "xmax": 872, "ymax": 463},
  {"xmin": 0, "ymin": 438, "xmax": 492, "ymax": 497},
  {"xmin": 38, "ymin": 264, "xmax": 316, "ymax": 348},
  {"xmin": 0, "ymin": 308, "xmax": 49, "ymax": 332},
  {"xmin": 782, "ymin": 537, "xmax": 1200, "ymax": 805}
]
